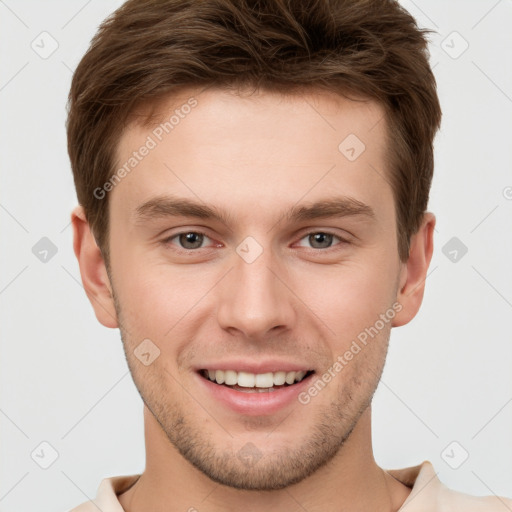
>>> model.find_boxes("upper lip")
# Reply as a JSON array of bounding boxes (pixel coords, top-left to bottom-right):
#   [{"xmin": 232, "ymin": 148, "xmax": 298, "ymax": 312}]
[{"xmin": 194, "ymin": 359, "xmax": 313, "ymax": 374}]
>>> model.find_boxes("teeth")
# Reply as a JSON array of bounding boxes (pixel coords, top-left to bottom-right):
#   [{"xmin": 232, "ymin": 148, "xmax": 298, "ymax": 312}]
[
  {"xmin": 255, "ymin": 372, "xmax": 273, "ymax": 388},
  {"xmin": 224, "ymin": 370, "xmax": 237, "ymax": 385},
  {"xmin": 238, "ymin": 371, "xmax": 255, "ymax": 387},
  {"xmin": 273, "ymin": 371, "xmax": 286, "ymax": 385},
  {"xmin": 206, "ymin": 369, "xmax": 310, "ymax": 388},
  {"xmin": 295, "ymin": 370, "xmax": 306, "ymax": 382}
]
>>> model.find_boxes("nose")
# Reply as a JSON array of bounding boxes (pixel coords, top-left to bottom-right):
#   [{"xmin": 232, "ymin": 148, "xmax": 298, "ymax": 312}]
[{"xmin": 216, "ymin": 244, "xmax": 297, "ymax": 340}]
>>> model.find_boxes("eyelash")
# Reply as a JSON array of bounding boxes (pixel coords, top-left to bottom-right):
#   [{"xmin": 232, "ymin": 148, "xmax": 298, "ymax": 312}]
[{"xmin": 162, "ymin": 230, "xmax": 349, "ymax": 253}]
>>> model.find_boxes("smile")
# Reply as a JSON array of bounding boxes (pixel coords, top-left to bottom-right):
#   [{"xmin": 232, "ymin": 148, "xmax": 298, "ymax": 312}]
[{"xmin": 199, "ymin": 369, "xmax": 314, "ymax": 393}]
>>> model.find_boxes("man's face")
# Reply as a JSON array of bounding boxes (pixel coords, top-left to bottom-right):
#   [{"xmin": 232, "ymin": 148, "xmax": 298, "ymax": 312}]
[{"xmin": 107, "ymin": 88, "xmax": 404, "ymax": 489}]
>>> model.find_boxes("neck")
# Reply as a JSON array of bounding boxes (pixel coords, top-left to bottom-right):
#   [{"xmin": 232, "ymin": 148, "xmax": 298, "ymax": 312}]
[{"xmin": 119, "ymin": 405, "xmax": 411, "ymax": 512}]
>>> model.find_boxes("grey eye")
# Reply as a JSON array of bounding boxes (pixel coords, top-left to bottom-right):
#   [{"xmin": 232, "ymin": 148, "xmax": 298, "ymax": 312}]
[
  {"xmin": 308, "ymin": 232, "xmax": 334, "ymax": 249},
  {"xmin": 178, "ymin": 232, "xmax": 205, "ymax": 249}
]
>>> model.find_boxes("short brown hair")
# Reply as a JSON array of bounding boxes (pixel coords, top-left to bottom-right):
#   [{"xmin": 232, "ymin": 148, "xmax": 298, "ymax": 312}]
[{"xmin": 67, "ymin": 0, "xmax": 441, "ymax": 264}]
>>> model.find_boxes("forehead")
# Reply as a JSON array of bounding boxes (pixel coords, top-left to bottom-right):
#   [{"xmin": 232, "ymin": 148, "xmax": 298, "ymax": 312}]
[{"xmin": 112, "ymin": 87, "xmax": 392, "ymax": 224}]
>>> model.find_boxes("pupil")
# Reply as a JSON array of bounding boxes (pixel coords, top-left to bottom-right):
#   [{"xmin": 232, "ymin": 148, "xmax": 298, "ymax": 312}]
[
  {"xmin": 310, "ymin": 233, "xmax": 332, "ymax": 249},
  {"xmin": 180, "ymin": 232, "xmax": 203, "ymax": 249}
]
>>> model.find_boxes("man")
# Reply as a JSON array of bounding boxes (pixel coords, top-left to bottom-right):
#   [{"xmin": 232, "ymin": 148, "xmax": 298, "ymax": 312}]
[{"xmin": 67, "ymin": 0, "xmax": 511, "ymax": 510}]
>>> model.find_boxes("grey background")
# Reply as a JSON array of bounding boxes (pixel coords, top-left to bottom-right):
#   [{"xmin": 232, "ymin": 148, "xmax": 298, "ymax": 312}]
[{"xmin": 1, "ymin": 1, "xmax": 511, "ymax": 510}]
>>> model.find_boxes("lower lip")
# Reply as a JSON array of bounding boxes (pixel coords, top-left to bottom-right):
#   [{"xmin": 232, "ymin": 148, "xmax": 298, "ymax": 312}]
[{"xmin": 196, "ymin": 372, "xmax": 314, "ymax": 416}]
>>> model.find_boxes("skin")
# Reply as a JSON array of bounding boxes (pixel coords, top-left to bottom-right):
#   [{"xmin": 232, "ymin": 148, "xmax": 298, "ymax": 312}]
[{"xmin": 72, "ymin": 87, "xmax": 435, "ymax": 511}]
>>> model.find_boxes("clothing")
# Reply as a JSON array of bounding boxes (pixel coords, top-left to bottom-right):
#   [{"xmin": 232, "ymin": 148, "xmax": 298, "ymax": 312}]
[{"xmin": 68, "ymin": 460, "xmax": 512, "ymax": 511}]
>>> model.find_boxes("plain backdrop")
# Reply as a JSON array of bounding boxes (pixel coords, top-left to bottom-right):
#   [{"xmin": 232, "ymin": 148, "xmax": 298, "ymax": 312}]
[{"xmin": 1, "ymin": 1, "xmax": 511, "ymax": 510}]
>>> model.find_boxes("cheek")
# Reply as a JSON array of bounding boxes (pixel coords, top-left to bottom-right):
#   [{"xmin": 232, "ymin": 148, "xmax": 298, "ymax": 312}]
[
  {"xmin": 112, "ymin": 257, "xmax": 217, "ymax": 344},
  {"xmin": 292, "ymin": 258, "xmax": 398, "ymax": 341}
]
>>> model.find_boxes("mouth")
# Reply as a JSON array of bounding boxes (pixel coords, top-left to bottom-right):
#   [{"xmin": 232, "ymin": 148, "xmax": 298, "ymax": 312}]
[{"xmin": 198, "ymin": 369, "xmax": 315, "ymax": 393}]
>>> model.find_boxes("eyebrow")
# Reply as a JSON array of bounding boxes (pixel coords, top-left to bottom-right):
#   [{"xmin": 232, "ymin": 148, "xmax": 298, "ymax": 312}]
[{"xmin": 134, "ymin": 194, "xmax": 375, "ymax": 226}]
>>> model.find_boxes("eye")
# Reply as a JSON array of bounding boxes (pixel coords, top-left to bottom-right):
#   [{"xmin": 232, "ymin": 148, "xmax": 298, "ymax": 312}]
[
  {"xmin": 166, "ymin": 231, "xmax": 212, "ymax": 250},
  {"xmin": 296, "ymin": 232, "xmax": 345, "ymax": 249}
]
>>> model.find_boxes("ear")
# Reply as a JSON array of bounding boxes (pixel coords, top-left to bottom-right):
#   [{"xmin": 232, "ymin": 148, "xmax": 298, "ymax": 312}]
[
  {"xmin": 71, "ymin": 205, "xmax": 118, "ymax": 328},
  {"xmin": 392, "ymin": 212, "xmax": 435, "ymax": 327}
]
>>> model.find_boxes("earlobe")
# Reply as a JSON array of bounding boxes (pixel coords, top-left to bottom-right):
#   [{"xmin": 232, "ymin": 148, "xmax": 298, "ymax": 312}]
[
  {"xmin": 392, "ymin": 212, "xmax": 435, "ymax": 327},
  {"xmin": 71, "ymin": 205, "xmax": 118, "ymax": 328}
]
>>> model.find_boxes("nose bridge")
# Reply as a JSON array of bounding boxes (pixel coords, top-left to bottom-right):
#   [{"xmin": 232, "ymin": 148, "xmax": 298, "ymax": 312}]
[{"xmin": 216, "ymin": 238, "xmax": 295, "ymax": 337}]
